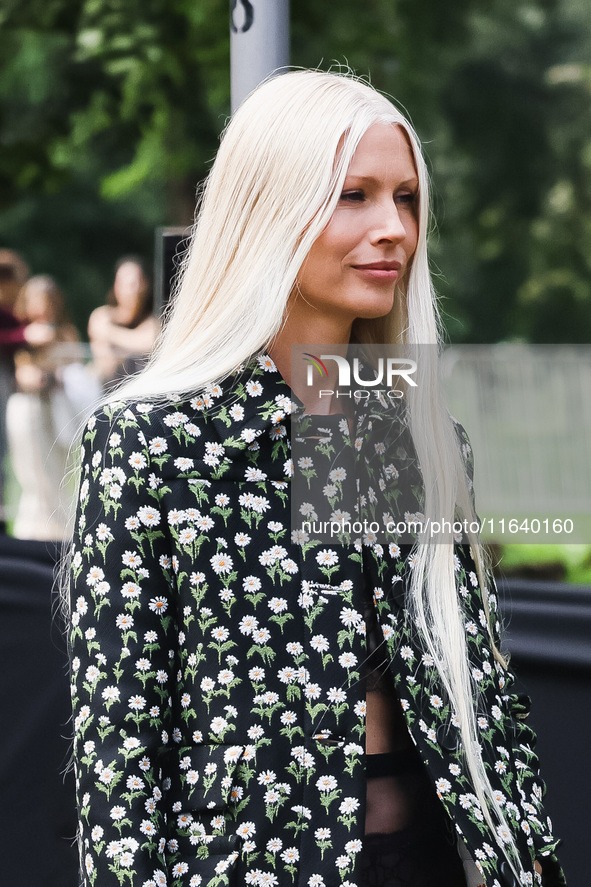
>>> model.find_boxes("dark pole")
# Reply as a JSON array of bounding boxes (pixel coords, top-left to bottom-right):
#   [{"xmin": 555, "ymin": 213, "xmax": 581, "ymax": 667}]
[{"xmin": 230, "ymin": 0, "xmax": 290, "ymax": 113}]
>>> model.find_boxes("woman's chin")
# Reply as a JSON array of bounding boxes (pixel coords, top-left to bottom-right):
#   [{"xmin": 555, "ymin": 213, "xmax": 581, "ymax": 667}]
[{"xmin": 353, "ymin": 298, "xmax": 396, "ymax": 321}]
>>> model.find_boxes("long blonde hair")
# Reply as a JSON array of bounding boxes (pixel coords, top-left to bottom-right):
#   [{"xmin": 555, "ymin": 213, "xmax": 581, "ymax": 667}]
[
  {"xmin": 116, "ymin": 70, "xmax": 430, "ymax": 400},
  {"xmin": 106, "ymin": 70, "xmax": 521, "ymax": 879}
]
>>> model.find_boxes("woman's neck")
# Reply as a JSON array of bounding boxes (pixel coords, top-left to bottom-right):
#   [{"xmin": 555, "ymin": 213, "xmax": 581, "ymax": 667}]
[
  {"xmin": 268, "ymin": 300, "xmax": 353, "ymax": 411},
  {"xmin": 269, "ymin": 332, "xmax": 352, "ymax": 415}
]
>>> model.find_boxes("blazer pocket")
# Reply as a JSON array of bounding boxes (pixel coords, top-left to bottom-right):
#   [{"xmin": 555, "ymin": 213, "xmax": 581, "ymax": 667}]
[
  {"xmin": 165, "ymin": 745, "xmax": 247, "ymax": 885},
  {"xmin": 167, "ymin": 833, "xmax": 242, "ymax": 887},
  {"xmin": 167, "ymin": 743, "xmax": 247, "ymax": 811}
]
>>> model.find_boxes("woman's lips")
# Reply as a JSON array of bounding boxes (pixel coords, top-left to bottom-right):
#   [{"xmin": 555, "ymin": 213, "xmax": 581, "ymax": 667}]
[{"xmin": 352, "ymin": 261, "xmax": 402, "ymax": 281}]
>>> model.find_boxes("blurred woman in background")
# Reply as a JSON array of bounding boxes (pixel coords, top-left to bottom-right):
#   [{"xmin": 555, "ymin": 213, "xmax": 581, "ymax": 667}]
[
  {"xmin": 0, "ymin": 251, "xmax": 54, "ymax": 531},
  {"xmin": 7, "ymin": 274, "xmax": 80, "ymax": 539},
  {"xmin": 87, "ymin": 256, "xmax": 160, "ymax": 391}
]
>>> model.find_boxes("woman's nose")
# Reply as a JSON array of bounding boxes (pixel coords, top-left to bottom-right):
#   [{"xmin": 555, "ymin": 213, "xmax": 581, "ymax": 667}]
[{"xmin": 370, "ymin": 202, "xmax": 407, "ymax": 243}]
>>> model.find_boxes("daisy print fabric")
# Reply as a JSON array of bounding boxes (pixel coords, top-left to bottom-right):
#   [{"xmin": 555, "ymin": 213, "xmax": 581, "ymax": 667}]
[{"xmin": 70, "ymin": 355, "xmax": 564, "ymax": 887}]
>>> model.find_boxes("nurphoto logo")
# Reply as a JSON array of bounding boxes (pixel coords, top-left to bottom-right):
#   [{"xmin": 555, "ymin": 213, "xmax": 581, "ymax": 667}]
[
  {"xmin": 303, "ymin": 352, "xmax": 417, "ymax": 402},
  {"xmin": 302, "ymin": 353, "xmax": 329, "ymax": 378}
]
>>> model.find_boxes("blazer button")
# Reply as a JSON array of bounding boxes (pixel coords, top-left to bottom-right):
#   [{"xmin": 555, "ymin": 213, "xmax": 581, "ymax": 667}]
[
  {"xmin": 499, "ymin": 861, "xmax": 520, "ymax": 887},
  {"xmin": 313, "ymin": 732, "xmax": 344, "ymax": 747},
  {"xmin": 436, "ymin": 722, "xmax": 458, "ymax": 752}
]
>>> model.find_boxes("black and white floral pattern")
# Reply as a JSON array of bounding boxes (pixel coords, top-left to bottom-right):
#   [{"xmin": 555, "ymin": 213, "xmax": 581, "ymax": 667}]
[{"xmin": 70, "ymin": 355, "xmax": 564, "ymax": 887}]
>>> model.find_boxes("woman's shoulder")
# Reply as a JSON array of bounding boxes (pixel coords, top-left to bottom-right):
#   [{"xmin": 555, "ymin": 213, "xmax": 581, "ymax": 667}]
[
  {"xmin": 81, "ymin": 358, "xmax": 291, "ymax": 454},
  {"xmin": 88, "ymin": 304, "xmax": 111, "ymax": 323},
  {"xmin": 136, "ymin": 313, "xmax": 160, "ymax": 333},
  {"xmin": 81, "ymin": 393, "xmax": 217, "ymax": 448},
  {"xmin": 84, "ymin": 394, "xmax": 193, "ymax": 430}
]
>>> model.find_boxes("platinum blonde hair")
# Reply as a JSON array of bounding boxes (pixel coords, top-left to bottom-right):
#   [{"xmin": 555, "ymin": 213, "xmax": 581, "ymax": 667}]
[
  {"xmin": 101, "ymin": 70, "xmax": 522, "ymax": 878},
  {"xmin": 116, "ymin": 69, "xmax": 430, "ymax": 399}
]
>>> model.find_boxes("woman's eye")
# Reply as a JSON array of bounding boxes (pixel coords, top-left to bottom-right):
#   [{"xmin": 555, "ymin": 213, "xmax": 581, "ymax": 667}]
[
  {"xmin": 339, "ymin": 190, "xmax": 365, "ymax": 203},
  {"xmin": 396, "ymin": 191, "xmax": 418, "ymax": 207}
]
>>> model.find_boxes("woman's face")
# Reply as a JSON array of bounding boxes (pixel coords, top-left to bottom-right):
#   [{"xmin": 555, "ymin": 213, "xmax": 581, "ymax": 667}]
[
  {"xmin": 113, "ymin": 262, "xmax": 147, "ymax": 319},
  {"xmin": 25, "ymin": 285, "xmax": 55, "ymax": 323},
  {"xmin": 294, "ymin": 123, "xmax": 419, "ymax": 333}
]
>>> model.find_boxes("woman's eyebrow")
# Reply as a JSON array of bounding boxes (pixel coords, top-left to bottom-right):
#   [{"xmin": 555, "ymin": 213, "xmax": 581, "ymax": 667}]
[{"xmin": 344, "ymin": 174, "xmax": 419, "ymax": 187}]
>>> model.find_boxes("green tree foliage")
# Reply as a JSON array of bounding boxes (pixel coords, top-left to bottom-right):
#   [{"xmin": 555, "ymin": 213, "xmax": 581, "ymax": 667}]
[
  {"xmin": 0, "ymin": 0, "xmax": 228, "ymax": 330},
  {"xmin": 0, "ymin": 0, "xmax": 589, "ymax": 341},
  {"xmin": 292, "ymin": 0, "xmax": 591, "ymax": 342},
  {"xmin": 0, "ymin": 0, "xmax": 227, "ymax": 202},
  {"xmin": 435, "ymin": 2, "xmax": 591, "ymax": 342}
]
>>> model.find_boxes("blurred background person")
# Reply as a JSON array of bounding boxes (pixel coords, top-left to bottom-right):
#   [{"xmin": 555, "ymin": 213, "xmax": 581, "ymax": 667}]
[
  {"xmin": 0, "ymin": 249, "xmax": 29, "ymax": 313},
  {"xmin": 6, "ymin": 275, "xmax": 82, "ymax": 539},
  {"xmin": 87, "ymin": 255, "xmax": 160, "ymax": 391},
  {"xmin": 13, "ymin": 272, "xmax": 79, "ymax": 359},
  {"xmin": 0, "ymin": 250, "xmax": 51, "ymax": 531}
]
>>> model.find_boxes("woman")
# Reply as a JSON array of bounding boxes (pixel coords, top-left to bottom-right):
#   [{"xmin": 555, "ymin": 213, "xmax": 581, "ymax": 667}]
[
  {"xmin": 68, "ymin": 71, "xmax": 564, "ymax": 887},
  {"xmin": 7, "ymin": 274, "xmax": 80, "ymax": 538},
  {"xmin": 87, "ymin": 256, "xmax": 160, "ymax": 391}
]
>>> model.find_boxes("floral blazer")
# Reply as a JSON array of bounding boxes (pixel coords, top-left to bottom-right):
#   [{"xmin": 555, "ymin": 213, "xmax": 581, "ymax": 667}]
[{"xmin": 69, "ymin": 354, "xmax": 564, "ymax": 887}]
